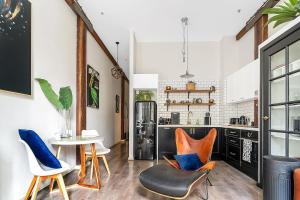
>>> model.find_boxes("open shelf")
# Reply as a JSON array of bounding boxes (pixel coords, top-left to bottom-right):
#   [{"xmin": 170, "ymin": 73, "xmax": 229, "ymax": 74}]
[
  {"xmin": 164, "ymin": 89, "xmax": 214, "ymax": 94},
  {"xmin": 164, "ymin": 87, "xmax": 216, "ymax": 111},
  {"xmin": 164, "ymin": 102, "xmax": 215, "ymax": 106}
]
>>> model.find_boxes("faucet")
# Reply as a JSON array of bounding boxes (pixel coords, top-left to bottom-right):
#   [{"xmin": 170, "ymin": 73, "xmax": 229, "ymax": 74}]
[{"xmin": 187, "ymin": 111, "xmax": 193, "ymax": 125}]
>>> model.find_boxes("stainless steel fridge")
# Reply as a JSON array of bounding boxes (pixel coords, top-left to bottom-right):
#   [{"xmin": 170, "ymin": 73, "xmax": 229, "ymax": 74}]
[{"xmin": 134, "ymin": 101, "xmax": 157, "ymax": 160}]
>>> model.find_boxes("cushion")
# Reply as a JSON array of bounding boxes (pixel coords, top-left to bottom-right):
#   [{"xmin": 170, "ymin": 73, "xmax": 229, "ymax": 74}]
[
  {"xmin": 175, "ymin": 153, "xmax": 203, "ymax": 171},
  {"xmin": 294, "ymin": 169, "xmax": 300, "ymax": 200},
  {"xmin": 139, "ymin": 164, "xmax": 206, "ymax": 198},
  {"xmin": 19, "ymin": 129, "xmax": 62, "ymax": 169}
]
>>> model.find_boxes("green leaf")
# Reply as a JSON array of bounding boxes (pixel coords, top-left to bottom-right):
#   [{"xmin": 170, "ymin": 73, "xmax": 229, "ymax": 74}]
[
  {"xmin": 36, "ymin": 78, "xmax": 63, "ymax": 110},
  {"xmin": 268, "ymin": 13, "xmax": 295, "ymax": 24},
  {"xmin": 59, "ymin": 86, "xmax": 73, "ymax": 110},
  {"xmin": 289, "ymin": 0, "xmax": 298, "ymax": 6},
  {"xmin": 273, "ymin": 17, "xmax": 295, "ymax": 28},
  {"xmin": 295, "ymin": 1, "xmax": 300, "ymax": 11},
  {"xmin": 91, "ymin": 88, "xmax": 98, "ymax": 106}
]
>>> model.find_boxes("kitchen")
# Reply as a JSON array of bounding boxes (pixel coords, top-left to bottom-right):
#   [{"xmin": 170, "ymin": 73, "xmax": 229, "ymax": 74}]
[
  {"xmin": 129, "ymin": 4, "xmax": 300, "ymax": 197},
  {"xmin": 130, "ymin": 15, "xmax": 261, "ymax": 182}
]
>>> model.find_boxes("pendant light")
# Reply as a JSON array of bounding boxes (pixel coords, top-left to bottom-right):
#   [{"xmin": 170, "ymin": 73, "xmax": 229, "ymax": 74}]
[
  {"xmin": 111, "ymin": 41, "xmax": 123, "ymax": 79},
  {"xmin": 180, "ymin": 17, "xmax": 194, "ymax": 79}
]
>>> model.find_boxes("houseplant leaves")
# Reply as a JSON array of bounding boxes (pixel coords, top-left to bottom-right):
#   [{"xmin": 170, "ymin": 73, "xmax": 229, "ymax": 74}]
[
  {"xmin": 263, "ymin": 0, "xmax": 300, "ymax": 28},
  {"xmin": 59, "ymin": 86, "xmax": 73, "ymax": 110},
  {"xmin": 36, "ymin": 78, "xmax": 73, "ymax": 111},
  {"xmin": 36, "ymin": 78, "xmax": 64, "ymax": 110}
]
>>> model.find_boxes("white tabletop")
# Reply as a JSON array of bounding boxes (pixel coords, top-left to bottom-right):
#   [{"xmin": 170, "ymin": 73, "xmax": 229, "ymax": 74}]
[{"xmin": 49, "ymin": 136, "xmax": 104, "ymax": 146}]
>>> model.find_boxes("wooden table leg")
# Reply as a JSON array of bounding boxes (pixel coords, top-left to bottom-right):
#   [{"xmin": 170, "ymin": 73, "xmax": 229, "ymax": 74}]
[
  {"xmin": 77, "ymin": 143, "xmax": 101, "ymax": 189},
  {"xmin": 90, "ymin": 143, "xmax": 101, "ymax": 188},
  {"xmin": 78, "ymin": 144, "xmax": 86, "ymax": 183},
  {"xmin": 50, "ymin": 146, "xmax": 61, "ymax": 192}
]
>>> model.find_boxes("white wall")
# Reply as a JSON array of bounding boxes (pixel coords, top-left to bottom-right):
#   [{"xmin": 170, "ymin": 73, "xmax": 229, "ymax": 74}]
[
  {"xmin": 128, "ymin": 31, "xmax": 136, "ymax": 160},
  {"xmin": 0, "ymin": 0, "xmax": 77, "ymax": 199},
  {"xmin": 135, "ymin": 42, "xmax": 222, "ymax": 80},
  {"xmin": 0, "ymin": 0, "xmax": 122, "ymax": 199},
  {"xmin": 86, "ymin": 32, "xmax": 122, "ymax": 147},
  {"xmin": 220, "ymin": 29, "xmax": 255, "ymax": 79}
]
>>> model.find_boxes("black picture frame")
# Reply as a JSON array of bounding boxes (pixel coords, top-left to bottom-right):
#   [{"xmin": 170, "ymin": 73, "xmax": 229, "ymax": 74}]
[
  {"xmin": 116, "ymin": 94, "xmax": 119, "ymax": 113},
  {"xmin": 0, "ymin": 0, "xmax": 32, "ymax": 95},
  {"xmin": 87, "ymin": 65, "xmax": 100, "ymax": 108}
]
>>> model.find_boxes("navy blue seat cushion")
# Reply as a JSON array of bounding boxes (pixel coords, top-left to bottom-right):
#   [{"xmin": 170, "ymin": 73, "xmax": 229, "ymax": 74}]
[
  {"xmin": 175, "ymin": 153, "xmax": 203, "ymax": 171},
  {"xmin": 19, "ymin": 129, "xmax": 62, "ymax": 169}
]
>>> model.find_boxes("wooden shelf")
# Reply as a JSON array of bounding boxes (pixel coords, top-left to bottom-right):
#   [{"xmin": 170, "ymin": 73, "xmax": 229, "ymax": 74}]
[
  {"xmin": 164, "ymin": 89, "xmax": 214, "ymax": 94},
  {"xmin": 164, "ymin": 102, "xmax": 215, "ymax": 106}
]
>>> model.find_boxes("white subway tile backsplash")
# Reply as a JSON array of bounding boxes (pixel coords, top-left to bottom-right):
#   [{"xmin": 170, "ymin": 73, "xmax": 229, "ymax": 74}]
[{"xmin": 158, "ymin": 79, "xmax": 255, "ymax": 125}]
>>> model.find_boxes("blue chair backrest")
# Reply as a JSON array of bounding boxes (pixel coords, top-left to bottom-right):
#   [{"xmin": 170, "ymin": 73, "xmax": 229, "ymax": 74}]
[{"xmin": 19, "ymin": 129, "xmax": 62, "ymax": 169}]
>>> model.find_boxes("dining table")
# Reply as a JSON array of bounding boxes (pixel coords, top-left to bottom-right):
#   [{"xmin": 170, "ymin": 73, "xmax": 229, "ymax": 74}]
[{"xmin": 49, "ymin": 135, "xmax": 104, "ymax": 190}]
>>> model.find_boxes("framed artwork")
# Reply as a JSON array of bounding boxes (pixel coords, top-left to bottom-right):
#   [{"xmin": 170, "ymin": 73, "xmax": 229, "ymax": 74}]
[
  {"xmin": 87, "ymin": 65, "xmax": 99, "ymax": 108},
  {"xmin": 115, "ymin": 95, "xmax": 119, "ymax": 113},
  {"xmin": 0, "ymin": 0, "xmax": 32, "ymax": 95}
]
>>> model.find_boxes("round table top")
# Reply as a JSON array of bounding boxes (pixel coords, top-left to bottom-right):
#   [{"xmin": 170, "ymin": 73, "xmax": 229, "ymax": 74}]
[{"xmin": 49, "ymin": 136, "xmax": 104, "ymax": 146}]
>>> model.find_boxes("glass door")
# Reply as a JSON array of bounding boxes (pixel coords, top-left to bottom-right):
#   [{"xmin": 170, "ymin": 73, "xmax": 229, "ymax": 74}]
[
  {"xmin": 260, "ymin": 22, "xmax": 300, "ymax": 186},
  {"xmin": 263, "ymin": 37, "xmax": 300, "ymax": 158}
]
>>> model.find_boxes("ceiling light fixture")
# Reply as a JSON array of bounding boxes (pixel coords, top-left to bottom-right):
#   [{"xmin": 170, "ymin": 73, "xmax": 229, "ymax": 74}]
[
  {"xmin": 180, "ymin": 17, "xmax": 194, "ymax": 79},
  {"xmin": 111, "ymin": 41, "xmax": 123, "ymax": 79}
]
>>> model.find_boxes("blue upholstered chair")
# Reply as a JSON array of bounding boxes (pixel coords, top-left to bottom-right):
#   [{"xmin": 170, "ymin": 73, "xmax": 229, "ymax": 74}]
[{"xmin": 19, "ymin": 129, "xmax": 70, "ymax": 200}]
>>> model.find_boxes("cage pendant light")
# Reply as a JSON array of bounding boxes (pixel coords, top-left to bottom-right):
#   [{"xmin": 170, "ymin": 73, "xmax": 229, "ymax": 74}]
[{"xmin": 111, "ymin": 41, "xmax": 123, "ymax": 79}]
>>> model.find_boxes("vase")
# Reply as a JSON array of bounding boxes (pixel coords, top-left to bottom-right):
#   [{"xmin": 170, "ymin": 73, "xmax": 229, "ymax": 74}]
[{"xmin": 59, "ymin": 109, "xmax": 72, "ymax": 138}]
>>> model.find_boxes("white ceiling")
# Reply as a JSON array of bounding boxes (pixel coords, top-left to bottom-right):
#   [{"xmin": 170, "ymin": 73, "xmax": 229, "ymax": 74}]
[{"xmin": 78, "ymin": 0, "xmax": 266, "ymax": 76}]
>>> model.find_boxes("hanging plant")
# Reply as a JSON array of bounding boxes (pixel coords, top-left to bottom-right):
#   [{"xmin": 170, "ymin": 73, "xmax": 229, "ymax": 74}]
[{"xmin": 263, "ymin": 0, "xmax": 300, "ymax": 28}]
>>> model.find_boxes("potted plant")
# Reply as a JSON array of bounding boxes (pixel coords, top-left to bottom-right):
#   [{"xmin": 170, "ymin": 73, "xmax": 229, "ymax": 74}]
[
  {"xmin": 263, "ymin": 0, "xmax": 300, "ymax": 28},
  {"xmin": 135, "ymin": 90, "xmax": 154, "ymax": 101},
  {"xmin": 36, "ymin": 78, "xmax": 73, "ymax": 138}
]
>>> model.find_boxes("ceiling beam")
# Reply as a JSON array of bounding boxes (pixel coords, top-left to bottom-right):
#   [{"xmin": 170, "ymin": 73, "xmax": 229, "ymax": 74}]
[
  {"xmin": 236, "ymin": 0, "xmax": 280, "ymax": 40},
  {"xmin": 65, "ymin": 0, "xmax": 128, "ymax": 80}
]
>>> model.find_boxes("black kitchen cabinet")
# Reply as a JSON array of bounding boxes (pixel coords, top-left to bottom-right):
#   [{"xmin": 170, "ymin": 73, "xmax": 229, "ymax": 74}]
[
  {"xmin": 225, "ymin": 129, "xmax": 241, "ymax": 169},
  {"xmin": 220, "ymin": 128, "xmax": 227, "ymax": 160},
  {"xmin": 194, "ymin": 127, "xmax": 208, "ymax": 139},
  {"xmin": 224, "ymin": 128, "xmax": 259, "ymax": 181},
  {"xmin": 240, "ymin": 130, "xmax": 259, "ymax": 181},
  {"xmin": 158, "ymin": 127, "xmax": 177, "ymax": 159}
]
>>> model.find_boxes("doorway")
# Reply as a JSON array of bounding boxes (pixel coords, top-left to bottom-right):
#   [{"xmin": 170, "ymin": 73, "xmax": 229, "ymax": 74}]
[{"xmin": 121, "ymin": 76, "xmax": 129, "ymax": 140}]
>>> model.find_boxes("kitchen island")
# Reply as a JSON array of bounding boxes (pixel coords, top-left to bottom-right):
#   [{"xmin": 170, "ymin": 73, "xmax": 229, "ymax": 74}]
[{"xmin": 157, "ymin": 124, "xmax": 259, "ymax": 181}]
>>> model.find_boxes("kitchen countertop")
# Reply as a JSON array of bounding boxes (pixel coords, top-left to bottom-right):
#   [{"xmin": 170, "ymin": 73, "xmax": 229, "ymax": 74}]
[{"xmin": 158, "ymin": 124, "xmax": 259, "ymax": 131}]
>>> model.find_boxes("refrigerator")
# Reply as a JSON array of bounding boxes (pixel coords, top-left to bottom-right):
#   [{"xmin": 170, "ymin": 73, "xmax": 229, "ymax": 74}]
[{"xmin": 134, "ymin": 101, "xmax": 157, "ymax": 160}]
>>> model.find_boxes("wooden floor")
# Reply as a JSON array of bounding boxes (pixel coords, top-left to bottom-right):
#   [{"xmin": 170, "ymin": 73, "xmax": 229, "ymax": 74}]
[{"xmin": 37, "ymin": 141, "xmax": 262, "ymax": 200}]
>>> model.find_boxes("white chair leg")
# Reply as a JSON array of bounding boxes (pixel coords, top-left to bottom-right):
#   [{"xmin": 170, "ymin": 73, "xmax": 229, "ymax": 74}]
[
  {"xmin": 30, "ymin": 176, "xmax": 42, "ymax": 200},
  {"xmin": 90, "ymin": 158, "xmax": 94, "ymax": 181},
  {"xmin": 56, "ymin": 174, "xmax": 69, "ymax": 200},
  {"xmin": 101, "ymin": 155, "xmax": 111, "ymax": 175}
]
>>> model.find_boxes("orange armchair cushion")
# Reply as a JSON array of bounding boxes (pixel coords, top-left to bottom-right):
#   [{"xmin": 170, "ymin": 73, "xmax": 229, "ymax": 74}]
[
  {"xmin": 176, "ymin": 128, "xmax": 217, "ymax": 164},
  {"xmin": 294, "ymin": 169, "xmax": 300, "ymax": 200},
  {"xmin": 163, "ymin": 128, "xmax": 217, "ymax": 172}
]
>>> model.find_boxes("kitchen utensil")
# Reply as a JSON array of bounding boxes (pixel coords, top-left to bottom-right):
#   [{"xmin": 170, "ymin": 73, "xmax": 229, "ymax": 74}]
[
  {"xmin": 239, "ymin": 116, "xmax": 246, "ymax": 125},
  {"xmin": 171, "ymin": 112, "xmax": 180, "ymax": 124},
  {"xmin": 230, "ymin": 118, "xmax": 240, "ymax": 125},
  {"xmin": 196, "ymin": 98, "xmax": 202, "ymax": 104}
]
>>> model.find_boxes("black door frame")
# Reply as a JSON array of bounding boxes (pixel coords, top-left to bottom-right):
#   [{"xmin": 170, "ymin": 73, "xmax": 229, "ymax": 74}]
[{"xmin": 259, "ymin": 21, "xmax": 300, "ymax": 186}]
